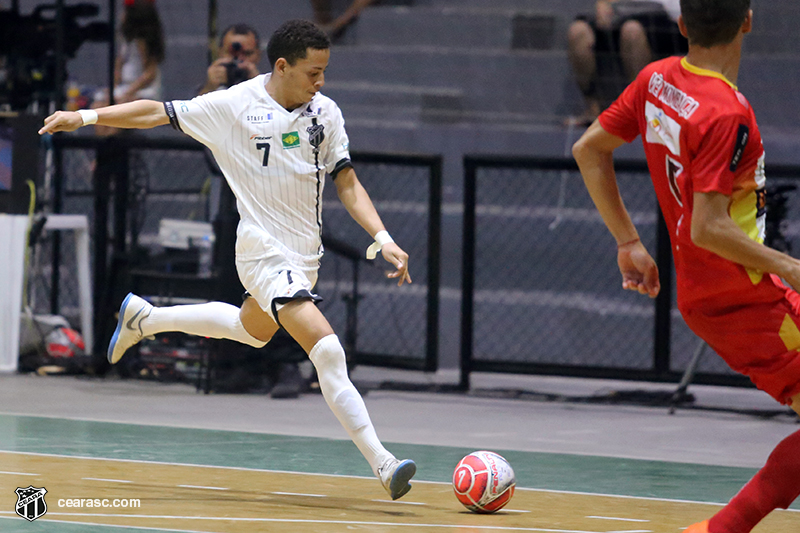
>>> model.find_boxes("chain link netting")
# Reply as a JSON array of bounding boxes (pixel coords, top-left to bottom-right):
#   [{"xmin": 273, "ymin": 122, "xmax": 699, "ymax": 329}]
[{"xmin": 471, "ymin": 166, "xmax": 657, "ymax": 370}]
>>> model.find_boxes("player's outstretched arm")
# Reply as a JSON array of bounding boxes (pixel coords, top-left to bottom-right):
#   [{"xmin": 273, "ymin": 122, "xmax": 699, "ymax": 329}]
[
  {"xmin": 38, "ymin": 100, "xmax": 170, "ymax": 136},
  {"xmin": 334, "ymin": 166, "xmax": 412, "ymax": 286},
  {"xmin": 573, "ymin": 120, "xmax": 660, "ymax": 297}
]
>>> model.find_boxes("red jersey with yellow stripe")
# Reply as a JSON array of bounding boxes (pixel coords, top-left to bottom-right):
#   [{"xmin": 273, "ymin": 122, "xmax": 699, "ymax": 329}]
[{"xmin": 599, "ymin": 55, "xmax": 766, "ymax": 312}]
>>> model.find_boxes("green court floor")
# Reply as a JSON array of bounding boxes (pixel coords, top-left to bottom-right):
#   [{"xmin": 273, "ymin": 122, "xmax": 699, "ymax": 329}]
[{"xmin": 0, "ymin": 412, "xmax": 783, "ymax": 509}]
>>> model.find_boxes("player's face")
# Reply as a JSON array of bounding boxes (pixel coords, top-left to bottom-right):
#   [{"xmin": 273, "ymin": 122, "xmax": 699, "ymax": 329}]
[{"xmin": 285, "ymin": 48, "xmax": 329, "ymax": 105}]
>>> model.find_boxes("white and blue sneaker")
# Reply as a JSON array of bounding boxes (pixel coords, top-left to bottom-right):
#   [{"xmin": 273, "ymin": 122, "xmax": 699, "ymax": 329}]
[
  {"xmin": 378, "ymin": 457, "xmax": 416, "ymax": 500},
  {"xmin": 107, "ymin": 293, "xmax": 153, "ymax": 364}
]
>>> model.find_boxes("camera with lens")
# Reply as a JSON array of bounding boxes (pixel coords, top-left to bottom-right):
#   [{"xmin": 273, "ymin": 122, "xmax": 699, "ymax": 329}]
[{"xmin": 223, "ymin": 42, "xmax": 250, "ymax": 87}]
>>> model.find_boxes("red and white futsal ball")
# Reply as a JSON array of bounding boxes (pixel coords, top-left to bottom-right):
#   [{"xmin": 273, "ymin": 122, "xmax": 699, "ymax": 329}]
[{"xmin": 453, "ymin": 450, "xmax": 516, "ymax": 513}]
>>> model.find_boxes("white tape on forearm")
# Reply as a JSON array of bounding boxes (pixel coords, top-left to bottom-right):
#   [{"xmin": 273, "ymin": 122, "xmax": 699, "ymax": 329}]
[
  {"xmin": 366, "ymin": 230, "xmax": 394, "ymax": 260},
  {"xmin": 77, "ymin": 109, "xmax": 98, "ymax": 126}
]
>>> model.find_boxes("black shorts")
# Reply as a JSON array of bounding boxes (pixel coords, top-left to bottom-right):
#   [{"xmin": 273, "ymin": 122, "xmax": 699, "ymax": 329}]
[{"xmin": 578, "ymin": 9, "xmax": 688, "ymax": 60}]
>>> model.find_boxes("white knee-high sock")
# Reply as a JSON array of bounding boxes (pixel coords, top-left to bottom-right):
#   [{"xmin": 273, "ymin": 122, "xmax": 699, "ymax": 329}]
[
  {"xmin": 309, "ymin": 334, "xmax": 392, "ymax": 476},
  {"xmin": 141, "ymin": 301, "xmax": 266, "ymax": 348}
]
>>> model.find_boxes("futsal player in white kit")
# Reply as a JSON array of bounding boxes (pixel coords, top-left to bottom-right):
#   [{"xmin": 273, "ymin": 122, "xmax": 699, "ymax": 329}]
[{"xmin": 39, "ymin": 19, "xmax": 417, "ymax": 500}]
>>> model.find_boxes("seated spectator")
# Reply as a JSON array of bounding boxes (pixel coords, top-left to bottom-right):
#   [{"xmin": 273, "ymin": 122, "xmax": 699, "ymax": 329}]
[
  {"xmin": 311, "ymin": 0, "xmax": 374, "ymax": 41},
  {"xmin": 567, "ymin": 0, "xmax": 686, "ymax": 124},
  {"xmin": 199, "ymin": 24, "xmax": 261, "ymax": 95},
  {"xmin": 111, "ymin": 0, "xmax": 164, "ymax": 102},
  {"xmin": 93, "ymin": 0, "xmax": 164, "ymax": 135}
]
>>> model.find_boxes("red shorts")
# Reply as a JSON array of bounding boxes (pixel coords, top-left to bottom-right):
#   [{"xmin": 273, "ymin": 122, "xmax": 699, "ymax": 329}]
[{"xmin": 681, "ymin": 274, "xmax": 800, "ymax": 405}]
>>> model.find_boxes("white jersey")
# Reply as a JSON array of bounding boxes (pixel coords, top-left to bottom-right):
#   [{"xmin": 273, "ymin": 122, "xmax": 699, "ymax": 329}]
[{"xmin": 166, "ymin": 74, "xmax": 352, "ymax": 266}]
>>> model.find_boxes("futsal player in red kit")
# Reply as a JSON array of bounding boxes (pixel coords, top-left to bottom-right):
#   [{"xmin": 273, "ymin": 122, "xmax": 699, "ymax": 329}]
[{"xmin": 572, "ymin": 1, "xmax": 800, "ymax": 531}]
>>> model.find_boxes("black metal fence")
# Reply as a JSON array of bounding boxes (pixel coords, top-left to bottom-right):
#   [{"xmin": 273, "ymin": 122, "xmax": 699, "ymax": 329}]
[
  {"xmin": 460, "ymin": 155, "xmax": 800, "ymax": 390},
  {"xmin": 47, "ymin": 134, "xmax": 441, "ymax": 373}
]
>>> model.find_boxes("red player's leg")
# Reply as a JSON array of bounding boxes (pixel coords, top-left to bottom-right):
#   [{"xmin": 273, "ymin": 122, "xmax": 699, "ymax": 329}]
[{"xmin": 707, "ymin": 427, "xmax": 800, "ymax": 533}]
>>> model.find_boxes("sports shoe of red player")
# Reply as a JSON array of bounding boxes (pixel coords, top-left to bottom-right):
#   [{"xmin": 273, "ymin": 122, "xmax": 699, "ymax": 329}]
[{"xmin": 684, "ymin": 520, "xmax": 710, "ymax": 533}]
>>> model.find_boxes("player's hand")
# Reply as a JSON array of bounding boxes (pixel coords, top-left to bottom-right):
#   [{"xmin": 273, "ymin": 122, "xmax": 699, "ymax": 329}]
[
  {"xmin": 38, "ymin": 111, "xmax": 83, "ymax": 135},
  {"xmin": 381, "ymin": 242, "xmax": 412, "ymax": 287},
  {"xmin": 617, "ymin": 240, "xmax": 660, "ymax": 298}
]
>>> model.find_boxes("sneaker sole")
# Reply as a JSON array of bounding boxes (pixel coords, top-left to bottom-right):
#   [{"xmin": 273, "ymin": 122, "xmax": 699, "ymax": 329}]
[
  {"xmin": 389, "ymin": 460, "xmax": 416, "ymax": 500},
  {"xmin": 107, "ymin": 292, "xmax": 135, "ymax": 364}
]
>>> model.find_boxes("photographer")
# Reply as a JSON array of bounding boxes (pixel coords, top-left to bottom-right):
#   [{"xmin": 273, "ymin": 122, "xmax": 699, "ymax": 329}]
[{"xmin": 199, "ymin": 24, "xmax": 260, "ymax": 95}]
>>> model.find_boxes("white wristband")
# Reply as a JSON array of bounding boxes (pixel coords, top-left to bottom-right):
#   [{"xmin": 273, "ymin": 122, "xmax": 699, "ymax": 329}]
[
  {"xmin": 366, "ymin": 230, "xmax": 394, "ymax": 260},
  {"xmin": 77, "ymin": 109, "xmax": 98, "ymax": 126}
]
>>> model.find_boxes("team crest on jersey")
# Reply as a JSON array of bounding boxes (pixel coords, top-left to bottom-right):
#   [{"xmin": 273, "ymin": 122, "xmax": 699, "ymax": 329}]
[
  {"xmin": 15, "ymin": 486, "xmax": 48, "ymax": 522},
  {"xmin": 282, "ymin": 132, "xmax": 300, "ymax": 149},
  {"xmin": 307, "ymin": 124, "xmax": 325, "ymax": 154}
]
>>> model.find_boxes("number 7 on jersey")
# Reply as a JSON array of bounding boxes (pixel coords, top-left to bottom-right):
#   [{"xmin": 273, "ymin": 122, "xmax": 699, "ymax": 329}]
[{"xmin": 257, "ymin": 142, "xmax": 271, "ymax": 167}]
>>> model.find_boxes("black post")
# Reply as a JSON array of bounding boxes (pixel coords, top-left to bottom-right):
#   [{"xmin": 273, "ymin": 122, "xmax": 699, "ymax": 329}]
[
  {"xmin": 108, "ymin": 0, "xmax": 116, "ymax": 105},
  {"xmin": 459, "ymin": 158, "xmax": 477, "ymax": 391},
  {"xmin": 93, "ymin": 143, "xmax": 111, "ymax": 361},
  {"xmin": 50, "ymin": 0, "xmax": 66, "ymax": 315},
  {"xmin": 425, "ymin": 156, "xmax": 443, "ymax": 372},
  {"xmin": 654, "ymin": 208, "xmax": 673, "ymax": 376},
  {"xmin": 208, "ymin": 0, "xmax": 218, "ymax": 65}
]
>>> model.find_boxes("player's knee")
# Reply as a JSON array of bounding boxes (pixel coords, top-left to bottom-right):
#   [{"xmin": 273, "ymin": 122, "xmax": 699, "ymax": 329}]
[
  {"xmin": 620, "ymin": 19, "xmax": 647, "ymax": 42},
  {"xmin": 309, "ymin": 334, "xmax": 348, "ymax": 380}
]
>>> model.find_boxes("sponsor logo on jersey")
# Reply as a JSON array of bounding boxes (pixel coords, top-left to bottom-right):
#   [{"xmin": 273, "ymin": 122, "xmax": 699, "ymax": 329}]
[
  {"xmin": 282, "ymin": 132, "xmax": 300, "ymax": 149},
  {"xmin": 249, "ymin": 134, "xmax": 272, "ymax": 141},
  {"xmin": 302, "ymin": 106, "xmax": 321, "ymax": 117},
  {"xmin": 645, "ymin": 101, "xmax": 682, "ymax": 156},
  {"xmin": 179, "ymin": 102, "xmax": 189, "ymax": 113},
  {"xmin": 247, "ymin": 113, "xmax": 272, "ymax": 124},
  {"xmin": 648, "ymin": 72, "xmax": 700, "ymax": 119},
  {"xmin": 729, "ymin": 124, "xmax": 749, "ymax": 171}
]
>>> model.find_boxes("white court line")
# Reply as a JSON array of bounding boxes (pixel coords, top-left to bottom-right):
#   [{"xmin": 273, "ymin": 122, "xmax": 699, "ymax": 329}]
[
  {"xmin": 0, "ymin": 514, "xmax": 213, "ymax": 533},
  {"xmin": 0, "ymin": 470, "xmax": 38, "ymax": 476},
  {"xmin": 83, "ymin": 477, "xmax": 133, "ymax": 484},
  {"xmin": 0, "ymin": 511, "xmax": 653, "ymax": 532},
  {"xmin": 503, "ymin": 510, "xmax": 532, "ymax": 513},
  {"xmin": 271, "ymin": 491, "xmax": 326, "ymax": 498},
  {"xmin": 177, "ymin": 485, "xmax": 229, "ymax": 491},
  {"xmin": 2, "ymin": 449, "xmax": 796, "ymax": 513},
  {"xmin": 371, "ymin": 499, "xmax": 426, "ymax": 505},
  {"xmin": 588, "ymin": 516, "xmax": 650, "ymax": 522}
]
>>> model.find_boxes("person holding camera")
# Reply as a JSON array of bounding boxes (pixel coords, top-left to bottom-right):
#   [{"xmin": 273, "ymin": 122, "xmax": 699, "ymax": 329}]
[{"xmin": 199, "ymin": 24, "xmax": 261, "ymax": 95}]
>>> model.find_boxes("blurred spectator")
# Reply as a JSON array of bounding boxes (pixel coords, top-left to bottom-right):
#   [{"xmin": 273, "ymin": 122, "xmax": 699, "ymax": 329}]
[
  {"xmin": 93, "ymin": 0, "xmax": 164, "ymax": 135},
  {"xmin": 567, "ymin": 0, "xmax": 686, "ymax": 124},
  {"xmin": 199, "ymin": 24, "xmax": 261, "ymax": 95},
  {"xmin": 311, "ymin": 0, "xmax": 374, "ymax": 40},
  {"xmin": 113, "ymin": 0, "xmax": 165, "ymax": 102}
]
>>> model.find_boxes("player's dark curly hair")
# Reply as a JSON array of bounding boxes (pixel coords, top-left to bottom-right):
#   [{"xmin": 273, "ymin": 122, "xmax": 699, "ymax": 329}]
[
  {"xmin": 121, "ymin": 0, "xmax": 165, "ymax": 64},
  {"xmin": 267, "ymin": 19, "xmax": 330, "ymax": 68},
  {"xmin": 680, "ymin": 0, "xmax": 750, "ymax": 48}
]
